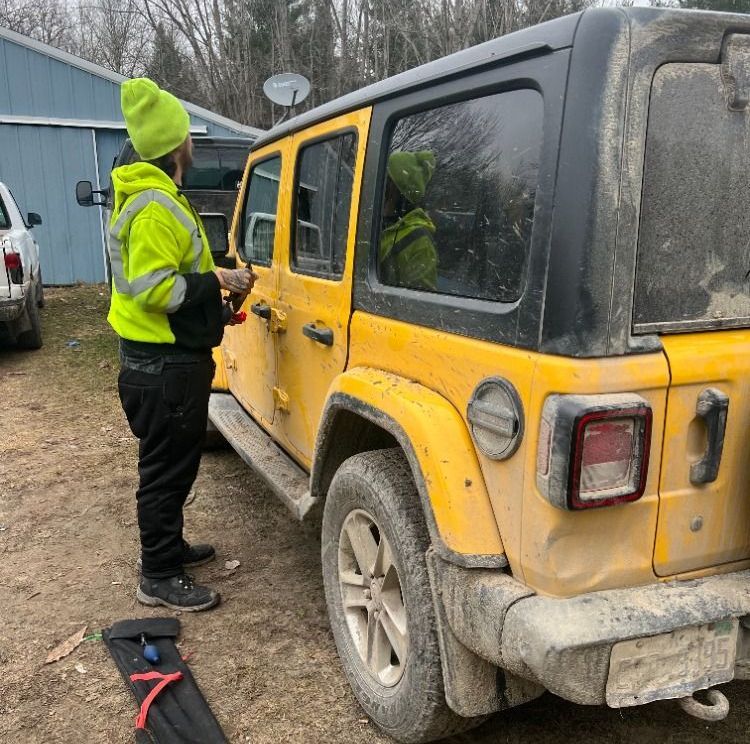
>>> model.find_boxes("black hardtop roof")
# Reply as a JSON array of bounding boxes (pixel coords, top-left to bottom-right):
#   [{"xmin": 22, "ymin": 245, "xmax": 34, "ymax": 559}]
[{"xmin": 253, "ymin": 5, "xmax": 747, "ymax": 151}]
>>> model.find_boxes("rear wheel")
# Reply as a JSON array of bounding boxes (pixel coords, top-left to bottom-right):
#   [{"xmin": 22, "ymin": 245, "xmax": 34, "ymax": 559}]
[
  {"xmin": 321, "ymin": 448, "xmax": 481, "ymax": 743},
  {"xmin": 16, "ymin": 282, "xmax": 42, "ymax": 350}
]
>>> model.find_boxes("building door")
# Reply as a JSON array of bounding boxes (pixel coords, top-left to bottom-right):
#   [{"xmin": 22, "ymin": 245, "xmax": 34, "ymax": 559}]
[{"xmin": 0, "ymin": 124, "xmax": 103, "ymax": 283}]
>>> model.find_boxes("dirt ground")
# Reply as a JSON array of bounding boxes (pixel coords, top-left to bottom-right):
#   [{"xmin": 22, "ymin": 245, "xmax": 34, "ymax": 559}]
[{"xmin": 1, "ymin": 285, "xmax": 749, "ymax": 744}]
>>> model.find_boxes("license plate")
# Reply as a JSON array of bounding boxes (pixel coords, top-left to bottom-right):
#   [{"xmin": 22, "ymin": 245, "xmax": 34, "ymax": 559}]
[{"xmin": 605, "ymin": 619, "xmax": 738, "ymax": 707}]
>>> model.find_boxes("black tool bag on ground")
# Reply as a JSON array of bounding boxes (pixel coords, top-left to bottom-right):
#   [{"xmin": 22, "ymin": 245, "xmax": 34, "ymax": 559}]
[{"xmin": 103, "ymin": 618, "xmax": 227, "ymax": 744}]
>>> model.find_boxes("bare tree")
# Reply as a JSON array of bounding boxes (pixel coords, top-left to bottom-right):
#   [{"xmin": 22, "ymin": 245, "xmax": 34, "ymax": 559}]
[
  {"xmin": 145, "ymin": 21, "xmax": 207, "ymax": 103},
  {"xmin": 0, "ymin": 0, "xmax": 74, "ymax": 48},
  {"xmin": 3, "ymin": 0, "xmax": 598, "ymax": 126},
  {"xmin": 73, "ymin": 0, "xmax": 153, "ymax": 76}
]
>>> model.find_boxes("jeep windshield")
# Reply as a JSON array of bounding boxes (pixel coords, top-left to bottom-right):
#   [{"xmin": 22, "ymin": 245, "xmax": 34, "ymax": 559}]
[{"xmin": 634, "ymin": 62, "xmax": 750, "ymax": 334}]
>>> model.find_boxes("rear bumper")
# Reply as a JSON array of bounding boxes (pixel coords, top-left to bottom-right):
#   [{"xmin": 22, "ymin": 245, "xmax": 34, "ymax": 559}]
[{"xmin": 435, "ymin": 559, "xmax": 750, "ymax": 706}]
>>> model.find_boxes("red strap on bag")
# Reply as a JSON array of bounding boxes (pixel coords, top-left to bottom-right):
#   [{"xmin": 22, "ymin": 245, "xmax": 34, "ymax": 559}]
[{"xmin": 129, "ymin": 670, "xmax": 184, "ymax": 729}]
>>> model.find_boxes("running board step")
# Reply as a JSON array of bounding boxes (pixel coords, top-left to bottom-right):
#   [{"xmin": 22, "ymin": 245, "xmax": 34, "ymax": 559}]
[{"xmin": 208, "ymin": 393, "xmax": 316, "ymax": 520}]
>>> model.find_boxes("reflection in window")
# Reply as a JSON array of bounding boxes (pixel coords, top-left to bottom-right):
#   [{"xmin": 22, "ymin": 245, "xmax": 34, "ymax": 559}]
[
  {"xmin": 378, "ymin": 89, "xmax": 542, "ymax": 302},
  {"xmin": 292, "ymin": 133, "xmax": 356, "ymax": 279},
  {"xmin": 241, "ymin": 156, "xmax": 281, "ymax": 265}
]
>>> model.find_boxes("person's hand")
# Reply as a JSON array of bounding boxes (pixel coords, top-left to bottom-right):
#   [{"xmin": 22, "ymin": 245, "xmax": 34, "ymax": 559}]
[{"xmin": 214, "ymin": 267, "xmax": 258, "ymax": 294}]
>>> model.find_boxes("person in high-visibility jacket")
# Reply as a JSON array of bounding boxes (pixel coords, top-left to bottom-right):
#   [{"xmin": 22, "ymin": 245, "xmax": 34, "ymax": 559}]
[
  {"xmin": 111, "ymin": 78, "xmax": 255, "ymax": 612},
  {"xmin": 379, "ymin": 150, "xmax": 438, "ymax": 291}
]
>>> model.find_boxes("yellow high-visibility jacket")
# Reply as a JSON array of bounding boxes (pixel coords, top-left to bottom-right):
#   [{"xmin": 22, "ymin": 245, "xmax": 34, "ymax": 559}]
[
  {"xmin": 379, "ymin": 207, "xmax": 438, "ymax": 291},
  {"xmin": 107, "ymin": 162, "xmax": 223, "ymax": 350}
]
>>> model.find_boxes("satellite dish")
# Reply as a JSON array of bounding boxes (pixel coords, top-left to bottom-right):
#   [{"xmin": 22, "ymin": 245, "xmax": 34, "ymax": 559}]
[{"xmin": 263, "ymin": 73, "xmax": 311, "ymax": 108}]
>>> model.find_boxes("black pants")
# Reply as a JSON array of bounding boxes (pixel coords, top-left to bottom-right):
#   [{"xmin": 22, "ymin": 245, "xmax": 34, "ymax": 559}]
[{"xmin": 118, "ymin": 357, "xmax": 214, "ymax": 579}]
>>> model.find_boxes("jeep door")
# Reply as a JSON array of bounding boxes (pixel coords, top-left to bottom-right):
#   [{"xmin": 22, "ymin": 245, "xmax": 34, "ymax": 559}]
[
  {"xmin": 224, "ymin": 141, "xmax": 291, "ymax": 427},
  {"xmin": 273, "ymin": 110, "xmax": 371, "ymax": 465}
]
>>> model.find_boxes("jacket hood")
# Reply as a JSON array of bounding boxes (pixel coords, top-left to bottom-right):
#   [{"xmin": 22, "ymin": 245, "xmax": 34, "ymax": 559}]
[
  {"xmin": 387, "ymin": 151, "xmax": 436, "ymax": 204},
  {"xmin": 110, "ymin": 163, "xmax": 180, "ymax": 220}
]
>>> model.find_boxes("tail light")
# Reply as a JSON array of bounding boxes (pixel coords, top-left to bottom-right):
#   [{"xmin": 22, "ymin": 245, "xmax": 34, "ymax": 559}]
[
  {"xmin": 4, "ymin": 252, "xmax": 21, "ymax": 270},
  {"xmin": 537, "ymin": 394, "xmax": 652, "ymax": 510}
]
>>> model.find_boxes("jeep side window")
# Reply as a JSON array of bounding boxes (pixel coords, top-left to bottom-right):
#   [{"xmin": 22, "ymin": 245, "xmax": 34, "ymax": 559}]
[
  {"xmin": 240, "ymin": 155, "xmax": 282, "ymax": 266},
  {"xmin": 377, "ymin": 89, "xmax": 542, "ymax": 302},
  {"xmin": 291, "ymin": 132, "xmax": 357, "ymax": 279}
]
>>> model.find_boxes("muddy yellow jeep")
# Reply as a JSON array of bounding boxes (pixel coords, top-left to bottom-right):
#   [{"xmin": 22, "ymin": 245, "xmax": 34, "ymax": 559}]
[{"xmin": 209, "ymin": 7, "xmax": 750, "ymax": 741}]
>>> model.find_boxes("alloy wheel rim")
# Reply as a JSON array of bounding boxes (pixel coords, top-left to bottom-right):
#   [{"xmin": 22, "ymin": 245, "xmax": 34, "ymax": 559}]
[{"xmin": 338, "ymin": 509, "xmax": 408, "ymax": 687}]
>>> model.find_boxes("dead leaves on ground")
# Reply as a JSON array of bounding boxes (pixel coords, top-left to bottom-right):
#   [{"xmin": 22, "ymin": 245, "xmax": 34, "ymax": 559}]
[{"xmin": 45, "ymin": 626, "xmax": 87, "ymax": 664}]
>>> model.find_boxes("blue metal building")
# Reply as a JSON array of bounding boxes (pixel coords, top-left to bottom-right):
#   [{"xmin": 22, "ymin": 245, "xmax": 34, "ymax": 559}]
[{"xmin": 0, "ymin": 26, "xmax": 262, "ymax": 284}]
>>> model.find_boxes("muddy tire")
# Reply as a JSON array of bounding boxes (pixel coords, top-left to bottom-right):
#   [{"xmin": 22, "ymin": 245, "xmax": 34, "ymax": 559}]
[
  {"xmin": 17, "ymin": 283, "xmax": 43, "ymax": 350},
  {"xmin": 321, "ymin": 448, "xmax": 481, "ymax": 743}
]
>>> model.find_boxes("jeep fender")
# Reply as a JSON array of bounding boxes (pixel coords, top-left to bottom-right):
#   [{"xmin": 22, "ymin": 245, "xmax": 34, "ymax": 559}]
[{"xmin": 313, "ymin": 367, "xmax": 506, "ymax": 569}]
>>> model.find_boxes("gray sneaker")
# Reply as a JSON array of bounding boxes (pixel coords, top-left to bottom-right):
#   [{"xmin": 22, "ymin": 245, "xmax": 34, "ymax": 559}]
[{"xmin": 136, "ymin": 574, "xmax": 220, "ymax": 612}]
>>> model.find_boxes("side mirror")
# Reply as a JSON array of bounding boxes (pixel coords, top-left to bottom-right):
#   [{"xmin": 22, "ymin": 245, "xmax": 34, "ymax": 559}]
[
  {"xmin": 76, "ymin": 180, "xmax": 108, "ymax": 207},
  {"xmin": 76, "ymin": 180, "xmax": 94, "ymax": 207},
  {"xmin": 200, "ymin": 213, "xmax": 233, "ymax": 269},
  {"xmin": 27, "ymin": 212, "xmax": 42, "ymax": 227}
]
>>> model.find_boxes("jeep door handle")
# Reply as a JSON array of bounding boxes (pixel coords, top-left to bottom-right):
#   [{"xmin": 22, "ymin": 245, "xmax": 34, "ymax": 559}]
[
  {"xmin": 251, "ymin": 302, "xmax": 271, "ymax": 320},
  {"xmin": 690, "ymin": 388, "xmax": 729, "ymax": 485},
  {"xmin": 302, "ymin": 322, "xmax": 333, "ymax": 346}
]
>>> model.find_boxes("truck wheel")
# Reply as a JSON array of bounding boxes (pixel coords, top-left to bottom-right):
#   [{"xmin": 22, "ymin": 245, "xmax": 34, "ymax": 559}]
[
  {"xmin": 17, "ymin": 284, "xmax": 43, "ymax": 350},
  {"xmin": 321, "ymin": 448, "xmax": 481, "ymax": 743}
]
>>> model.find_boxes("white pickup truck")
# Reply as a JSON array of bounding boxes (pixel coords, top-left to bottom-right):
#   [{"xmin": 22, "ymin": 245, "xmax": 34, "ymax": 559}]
[{"xmin": 0, "ymin": 181, "xmax": 44, "ymax": 349}]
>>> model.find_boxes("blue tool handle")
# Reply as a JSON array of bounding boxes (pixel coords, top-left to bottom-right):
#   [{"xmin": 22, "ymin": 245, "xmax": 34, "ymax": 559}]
[{"xmin": 143, "ymin": 644, "xmax": 161, "ymax": 665}]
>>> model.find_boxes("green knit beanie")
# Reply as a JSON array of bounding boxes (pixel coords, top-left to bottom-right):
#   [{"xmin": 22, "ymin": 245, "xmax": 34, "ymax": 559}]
[
  {"xmin": 121, "ymin": 78, "xmax": 190, "ymax": 160},
  {"xmin": 387, "ymin": 151, "xmax": 436, "ymax": 204}
]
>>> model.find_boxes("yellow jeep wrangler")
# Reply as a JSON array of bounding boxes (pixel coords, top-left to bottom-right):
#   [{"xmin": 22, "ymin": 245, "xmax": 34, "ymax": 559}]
[{"xmin": 209, "ymin": 7, "xmax": 750, "ymax": 741}]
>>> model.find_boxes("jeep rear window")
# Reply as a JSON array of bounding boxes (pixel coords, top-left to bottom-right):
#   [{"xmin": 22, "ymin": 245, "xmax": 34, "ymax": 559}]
[
  {"xmin": 120, "ymin": 143, "xmax": 249, "ymax": 192},
  {"xmin": 634, "ymin": 63, "xmax": 750, "ymax": 333},
  {"xmin": 377, "ymin": 88, "xmax": 542, "ymax": 302},
  {"xmin": 184, "ymin": 146, "xmax": 248, "ymax": 191},
  {"xmin": 0, "ymin": 196, "xmax": 9, "ymax": 230}
]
